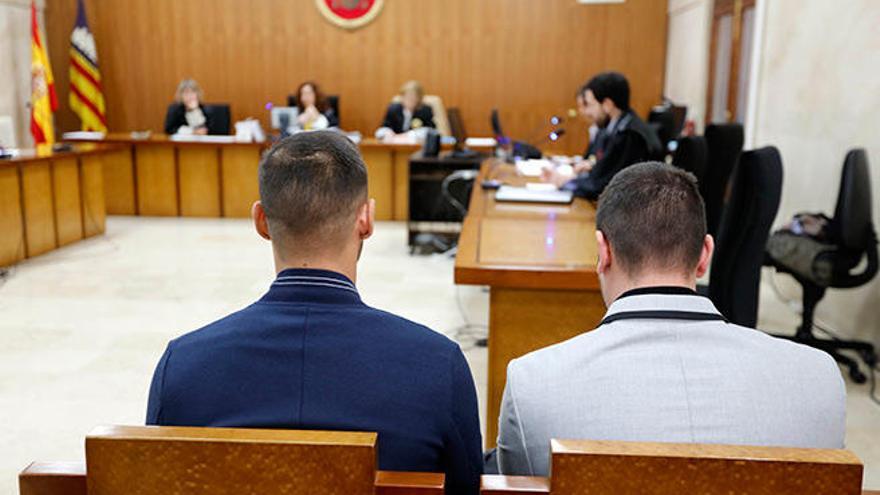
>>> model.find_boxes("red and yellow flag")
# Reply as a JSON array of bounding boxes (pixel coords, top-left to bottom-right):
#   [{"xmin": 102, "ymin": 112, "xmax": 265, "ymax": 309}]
[
  {"xmin": 69, "ymin": 0, "xmax": 107, "ymax": 132},
  {"xmin": 30, "ymin": 0, "xmax": 58, "ymax": 145}
]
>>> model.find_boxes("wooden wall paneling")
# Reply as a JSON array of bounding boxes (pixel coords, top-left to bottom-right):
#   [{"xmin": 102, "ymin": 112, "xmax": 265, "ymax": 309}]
[
  {"xmin": 45, "ymin": 0, "xmax": 667, "ymax": 157},
  {"xmin": 360, "ymin": 148, "xmax": 394, "ymax": 221},
  {"xmin": 51, "ymin": 157, "xmax": 84, "ymax": 247},
  {"xmin": 0, "ymin": 167, "xmax": 26, "ymax": 266},
  {"xmin": 79, "ymin": 155, "xmax": 107, "ymax": 237},
  {"xmin": 220, "ymin": 146, "xmax": 261, "ymax": 218},
  {"xmin": 135, "ymin": 144, "xmax": 178, "ymax": 216},
  {"xmin": 101, "ymin": 148, "xmax": 137, "ymax": 215},
  {"xmin": 178, "ymin": 146, "xmax": 222, "ymax": 217},
  {"xmin": 20, "ymin": 161, "xmax": 58, "ymax": 257}
]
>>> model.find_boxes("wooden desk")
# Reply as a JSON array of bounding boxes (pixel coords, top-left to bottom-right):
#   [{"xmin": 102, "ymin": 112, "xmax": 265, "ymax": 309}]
[
  {"xmin": 65, "ymin": 134, "xmax": 492, "ymax": 221},
  {"xmin": 64, "ymin": 134, "xmax": 264, "ymax": 218},
  {"xmin": 455, "ymin": 159, "xmax": 605, "ymax": 448},
  {"xmin": 0, "ymin": 144, "xmax": 113, "ymax": 267}
]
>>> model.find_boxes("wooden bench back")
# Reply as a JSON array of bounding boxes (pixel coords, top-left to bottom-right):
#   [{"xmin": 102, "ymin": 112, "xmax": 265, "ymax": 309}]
[
  {"xmin": 483, "ymin": 439, "xmax": 865, "ymax": 495},
  {"xmin": 20, "ymin": 425, "xmax": 444, "ymax": 495}
]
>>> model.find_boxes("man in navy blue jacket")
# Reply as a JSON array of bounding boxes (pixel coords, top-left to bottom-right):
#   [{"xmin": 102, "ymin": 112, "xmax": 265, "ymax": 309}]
[{"xmin": 146, "ymin": 130, "xmax": 482, "ymax": 494}]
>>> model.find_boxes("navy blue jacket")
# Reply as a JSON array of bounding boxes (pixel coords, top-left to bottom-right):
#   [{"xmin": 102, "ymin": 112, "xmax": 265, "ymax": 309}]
[{"xmin": 147, "ymin": 268, "xmax": 482, "ymax": 494}]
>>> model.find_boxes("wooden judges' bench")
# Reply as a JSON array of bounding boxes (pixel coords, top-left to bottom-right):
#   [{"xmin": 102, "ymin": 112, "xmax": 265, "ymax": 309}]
[
  {"xmin": 455, "ymin": 159, "xmax": 604, "ymax": 448},
  {"xmin": 0, "ymin": 144, "xmax": 114, "ymax": 267},
  {"xmin": 64, "ymin": 133, "xmax": 489, "ymax": 221},
  {"xmin": 20, "ymin": 427, "xmax": 876, "ymax": 495}
]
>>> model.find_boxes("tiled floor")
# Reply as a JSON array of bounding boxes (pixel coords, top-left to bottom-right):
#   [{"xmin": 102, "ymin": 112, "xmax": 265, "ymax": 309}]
[{"xmin": 0, "ymin": 217, "xmax": 877, "ymax": 493}]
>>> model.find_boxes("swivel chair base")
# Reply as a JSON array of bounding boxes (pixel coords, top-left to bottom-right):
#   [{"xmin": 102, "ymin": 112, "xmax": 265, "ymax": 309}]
[{"xmin": 770, "ymin": 279, "xmax": 877, "ymax": 384}]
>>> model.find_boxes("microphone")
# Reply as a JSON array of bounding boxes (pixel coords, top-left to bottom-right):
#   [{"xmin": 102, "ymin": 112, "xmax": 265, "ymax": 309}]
[
  {"xmin": 526, "ymin": 115, "xmax": 565, "ymax": 144},
  {"xmin": 548, "ymin": 129, "xmax": 566, "ymax": 142}
]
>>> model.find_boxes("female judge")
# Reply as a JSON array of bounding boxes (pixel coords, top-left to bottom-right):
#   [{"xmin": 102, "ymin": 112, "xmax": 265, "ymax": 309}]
[
  {"xmin": 375, "ymin": 80, "xmax": 435, "ymax": 140},
  {"xmin": 164, "ymin": 79, "xmax": 213, "ymax": 135},
  {"xmin": 294, "ymin": 81, "xmax": 338, "ymax": 131}
]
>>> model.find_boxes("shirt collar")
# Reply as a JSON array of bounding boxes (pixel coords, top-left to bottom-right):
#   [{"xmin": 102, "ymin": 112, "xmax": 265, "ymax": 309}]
[
  {"xmin": 259, "ymin": 268, "xmax": 362, "ymax": 305},
  {"xmin": 604, "ymin": 285, "xmax": 721, "ymax": 320},
  {"xmin": 618, "ymin": 286, "xmax": 698, "ymax": 299}
]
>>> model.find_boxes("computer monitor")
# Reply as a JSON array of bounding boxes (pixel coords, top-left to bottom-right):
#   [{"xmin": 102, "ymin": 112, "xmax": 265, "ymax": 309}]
[
  {"xmin": 270, "ymin": 106, "xmax": 300, "ymax": 130},
  {"xmin": 491, "ymin": 108, "xmax": 504, "ymax": 138},
  {"xmin": 447, "ymin": 108, "xmax": 467, "ymax": 152}
]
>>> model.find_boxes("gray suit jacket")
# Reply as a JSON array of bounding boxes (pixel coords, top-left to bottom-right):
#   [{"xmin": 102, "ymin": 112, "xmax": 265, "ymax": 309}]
[{"xmin": 497, "ymin": 289, "xmax": 846, "ymax": 476}]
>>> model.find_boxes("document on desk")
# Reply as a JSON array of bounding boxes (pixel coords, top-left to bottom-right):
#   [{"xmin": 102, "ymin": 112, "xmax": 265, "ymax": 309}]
[
  {"xmin": 62, "ymin": 131, "xmax": 105, "ymax": 140},
  {"xmin": 465, "ymin": 137, "xmax": 497, "ymax": 148},
  {"xmin": 495, "ymin": 185, "xmax": 574, "ymax": 204},
  {"xmin": 516, "ymin": 159, "xmax": 553, "ymax": 177},
  {"xmin": 170, "ymin": 134, "xmax": 238, "ymax": 143}
]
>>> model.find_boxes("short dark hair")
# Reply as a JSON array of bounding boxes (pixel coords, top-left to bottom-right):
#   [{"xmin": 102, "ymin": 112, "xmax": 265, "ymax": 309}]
[
  {"xmin": 258, "ymin": 131, "xmax": 368, "ymax": 247},
  {"xmin": 596, "ymin": 162, "xmax": 706, "ymax": 276},
  {"xmin": 584, "ymin": 72, "xmax": 630, "ymax": 111}
]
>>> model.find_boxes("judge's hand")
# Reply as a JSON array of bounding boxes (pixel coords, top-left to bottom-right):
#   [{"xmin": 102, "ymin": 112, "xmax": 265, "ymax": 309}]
[
  {"xmin": 302, "ymin": 106, "xmax": 321, "ymax": 123},
  {"xmin": 194, "ymin": 127, "xmax": 208, "ymax": 136}
]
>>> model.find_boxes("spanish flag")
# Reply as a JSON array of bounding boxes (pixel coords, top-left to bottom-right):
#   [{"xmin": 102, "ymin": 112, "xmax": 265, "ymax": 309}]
[
  {"xmin": 69, "ymin": 0, "xmax": 107, "ymax": 132},
  {"xmin": 30, "ymin": 0, "xmax": 58, "ymax": 145}
]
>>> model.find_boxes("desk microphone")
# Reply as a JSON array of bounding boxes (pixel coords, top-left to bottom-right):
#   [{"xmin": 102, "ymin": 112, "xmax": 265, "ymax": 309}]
[
  {"xmin": 526, "ymin": 115, "xmax": 565, "ymax": 144},
  {"xmin": 528, "ymin": 128, "xmax": 566, "ymax": 147}
]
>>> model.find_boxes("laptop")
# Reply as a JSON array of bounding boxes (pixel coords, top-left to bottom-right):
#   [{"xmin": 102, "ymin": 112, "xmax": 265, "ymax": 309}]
[
  {"xmin": 495, "ymin": 185, "xmax": 574, "ymax": 204},
  {"xmin": 270, "ymin": 106, "xmax": 300, "ymax": 130}
]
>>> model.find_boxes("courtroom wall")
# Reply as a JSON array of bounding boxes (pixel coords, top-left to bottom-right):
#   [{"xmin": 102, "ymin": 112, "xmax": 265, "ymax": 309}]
[
  {"xmin": 749, "ymin": 0, "xmax": 880, "ymax": 345},
  {"xmin": 44, "ymin": 0, "xmax": 667, "ymax": 154},
  {"xmin": 0, "ymin": 0, "xmax": 45, "ymax": 148}
]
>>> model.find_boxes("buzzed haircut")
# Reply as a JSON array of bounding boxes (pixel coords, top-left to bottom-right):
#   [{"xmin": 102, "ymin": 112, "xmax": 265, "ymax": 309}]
[
  {"xmin": 596, "ymin": 162, "xmax": 706, "ymax": 276},
  {"xmin": 258, "ymin": 131, "xmax": 368, "ymax": 247},
  {"xmin": 584, "ymin": 71, "xmax": 630, "ymax": 111}
]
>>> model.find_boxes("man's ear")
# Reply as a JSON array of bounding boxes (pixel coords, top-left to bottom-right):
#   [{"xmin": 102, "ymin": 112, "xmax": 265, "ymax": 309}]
[
  {"xmin": 596, "ymin": 230, "xmax": 612, "ymax": 275},
  {"xmin": 695, "ymin": 234, "xmax": 714, "ymax": 278},
  {"xmin": 357, "ymin": 199, "xmax": 375, "ymax": 240},
  {"xmin": 252, "ymin": 201, "xmax": 271, "ymax": 240}
]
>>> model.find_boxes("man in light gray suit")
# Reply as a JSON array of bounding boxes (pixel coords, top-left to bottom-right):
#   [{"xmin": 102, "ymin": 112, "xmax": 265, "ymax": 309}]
[{"xmin": 496, "ymin": 162, "xmax": 846, "ymax": 476}]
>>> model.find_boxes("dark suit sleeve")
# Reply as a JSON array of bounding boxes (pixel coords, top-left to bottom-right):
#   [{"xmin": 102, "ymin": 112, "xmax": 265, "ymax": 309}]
[
  {"xmin": 164, "ymin": 104, "xmax": 184, "ymax": 135},
  {"xmin": 202, "ymin": 106, "xmax": 216, "ymax": 135},
  {"xmin": 381, "ymin": 104, "xmax": 399, "ymax": 133},
  {"xmin": 421, "ymin": 105, "xmax": 436, "ymax": 128},
  {"xmin": 146, "ymin": 344, "xmax": 172, "ymax": 425},
  {"xmin": 570, "ymin": 131, "xmax": 649, "ymax": 200},
  {"xmin": 442, "ymin": 348, "xmax": 483, "ymax": 495}
]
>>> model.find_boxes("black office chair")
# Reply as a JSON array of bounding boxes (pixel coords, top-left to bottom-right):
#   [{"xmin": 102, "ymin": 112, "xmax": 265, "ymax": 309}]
[
  {"xmin": 164, "ymin": 103, "xmax": 231, "ymax": 135},
  {"xmin": 203, "ymin": 104, "xmax": 231, "ymax": 135},
  {"xmin": 669, "ymin": 103, "xmax": 687, "ymax": 137},
  {"xmin": 670, "ymin": 135, "xmax": 708, "ymax": 186},
  {"xmin": 708, "ymin": 146, "xmax": 783, "ymax": 328},
  {"xmin": 287, "ymin": 94, "xmax": 340, "ymax": 127},
  {"xmin": 702, "ymin": 123, "xmax": 744, "ymax": 237},
  {"xmin": 648, "ymin": 107, "xmax": 676, "ymax": 151},
  {"xmin": 765, "ymin": 149, "xmax": 878, "ymax": 383}
]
